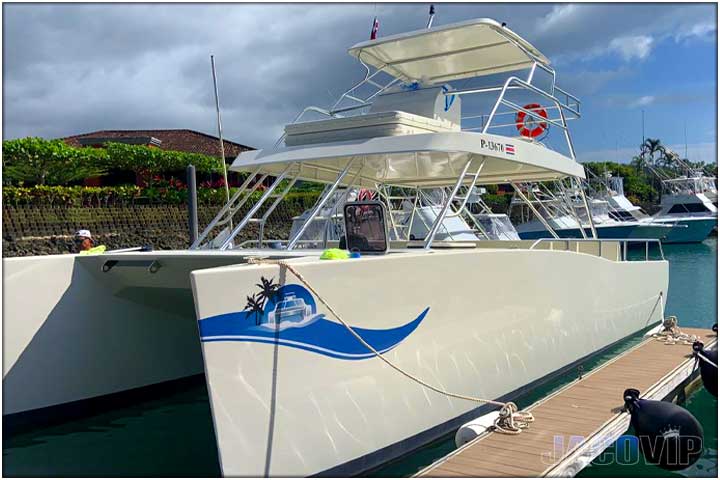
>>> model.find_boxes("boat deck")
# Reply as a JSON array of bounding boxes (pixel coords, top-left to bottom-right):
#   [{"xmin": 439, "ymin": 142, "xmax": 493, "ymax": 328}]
[{"xmin": 416, "ymin": 327, "xmax": 716, "ymax": 477}]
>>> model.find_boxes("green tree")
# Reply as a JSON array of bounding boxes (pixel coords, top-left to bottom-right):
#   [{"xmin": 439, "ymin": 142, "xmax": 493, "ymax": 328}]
[
  {"xmin": 2, "ymin": 137, "xmax": 228, "ymax": 186},
  {"xmin": 2, "ymin": 137, "xmax": 107, "ymax": 185},
  {"xmin": 104, "ymin": 142, "xmax": 223, "ymax": 176}
]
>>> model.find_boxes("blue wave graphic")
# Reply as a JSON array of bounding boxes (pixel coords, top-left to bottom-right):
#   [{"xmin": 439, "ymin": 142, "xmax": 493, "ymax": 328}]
[{"xmin": 198, "ymin": 284, "xmax": 429, "ymax": 360}]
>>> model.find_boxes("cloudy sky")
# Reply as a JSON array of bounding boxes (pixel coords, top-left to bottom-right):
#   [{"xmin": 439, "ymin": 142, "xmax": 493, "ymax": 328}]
[{"xmin": 3, "ymin": 3, "xmax": 717, "ymax": 163}]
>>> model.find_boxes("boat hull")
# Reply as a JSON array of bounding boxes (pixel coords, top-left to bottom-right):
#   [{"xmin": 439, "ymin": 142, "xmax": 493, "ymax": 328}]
[
  {"xmin": 191, "ymin": 248, "xmax": 668, "ymax": 476},
  {"xmin": 517, "ymin": 223, "xmax": 669, "ymax": 240},
  {"xmin": 653, "ymin": 217, "xmax": 717, "ymax": 243},
  {"xmin": 2, "ymin": 252, "xmax": 254, "ymax": 416}
]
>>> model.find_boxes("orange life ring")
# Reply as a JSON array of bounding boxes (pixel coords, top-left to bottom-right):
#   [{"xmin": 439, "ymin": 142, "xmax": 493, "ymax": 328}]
[{"xmin": 515, "ymin": 103, "xmax": 548, "ymax": 138}]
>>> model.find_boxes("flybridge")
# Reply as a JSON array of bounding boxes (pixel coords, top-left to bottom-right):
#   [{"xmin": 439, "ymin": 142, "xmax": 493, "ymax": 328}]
[
  {"xmin": 271, "ymin": 17, "xmax": 581, "ymax": 162},
  {"xmin": 199, "ymin": 17, "xmax": 591, "ymax": 251}
]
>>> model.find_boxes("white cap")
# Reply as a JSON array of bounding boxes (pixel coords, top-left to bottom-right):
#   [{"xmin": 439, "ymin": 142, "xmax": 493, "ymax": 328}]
[{"xmin": 75, "ymin": 229, "xmax": 92, "ymax": 240}]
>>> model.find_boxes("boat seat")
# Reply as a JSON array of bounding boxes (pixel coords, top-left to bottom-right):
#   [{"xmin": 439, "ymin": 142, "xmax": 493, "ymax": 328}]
[{"xmin": 284, "ymin": 110, "xmax": 460, "ymax": 147}]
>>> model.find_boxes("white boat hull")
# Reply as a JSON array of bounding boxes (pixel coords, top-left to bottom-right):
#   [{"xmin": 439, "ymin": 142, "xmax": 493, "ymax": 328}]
[
  {"xmin": 191, "ymin": 248, "xmax": 668, "ymax": 476},
  {"xmin": 2, "ymin": 252, "xmax": 262, "ymax": 416}
]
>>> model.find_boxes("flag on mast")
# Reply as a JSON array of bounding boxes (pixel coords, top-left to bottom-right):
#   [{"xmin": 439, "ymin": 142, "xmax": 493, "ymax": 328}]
[{"xmin": 370, "ymin": 16, "xmax": 379, "ymax": 40}]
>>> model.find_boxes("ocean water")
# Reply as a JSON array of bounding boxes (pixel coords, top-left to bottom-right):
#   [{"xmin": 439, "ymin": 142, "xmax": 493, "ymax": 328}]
[{"xmin": 3, "ymin": 238, "xmax": 717, "ymax": 477}]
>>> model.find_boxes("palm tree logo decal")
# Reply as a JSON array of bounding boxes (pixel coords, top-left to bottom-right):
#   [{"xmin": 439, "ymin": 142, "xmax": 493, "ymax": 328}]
[
  {"xmin": 256, "ymin": 277, "xmax": 280, "ymax": 304},
  {"xmin": 244, "ymin": 293, "xmax": 265, "ymax": 325},
  {"xmin": 244, "ymin": 276, "xmax": 281, "ymax": 325}
]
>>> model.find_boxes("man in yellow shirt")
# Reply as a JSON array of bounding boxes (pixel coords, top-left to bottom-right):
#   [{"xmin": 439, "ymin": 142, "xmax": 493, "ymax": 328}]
[{"xmin": 75, "ymin": 229, "xmax": 107, "ymax": 255}]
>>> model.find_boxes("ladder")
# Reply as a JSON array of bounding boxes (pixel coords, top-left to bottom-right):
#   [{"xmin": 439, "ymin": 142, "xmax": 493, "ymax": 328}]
[
  {"xmin": 424, "ymin": 160, "xmax": 486, "ymax": 249},
  {"xmin": 191, "ymin": 163, "xmax": 300, "ymax": 250}
]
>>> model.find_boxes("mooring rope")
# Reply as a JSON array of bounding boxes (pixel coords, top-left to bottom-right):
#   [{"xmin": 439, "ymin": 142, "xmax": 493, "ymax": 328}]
[
  {"xmin": 695, "ymin": 351, "xmax": 718, "ymax": 369},
  {"xmin": 247, "ymin": 257, "xmax": 534, "ymax": 435},
  {"xmin": 652, "ymin": 316, "xmax": 697, "ymax": 345}
]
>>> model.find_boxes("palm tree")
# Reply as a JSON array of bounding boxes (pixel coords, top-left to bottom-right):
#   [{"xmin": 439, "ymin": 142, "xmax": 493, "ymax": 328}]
[
  {"xmin": 661, "ymin": 149, "xmax": 680, "ymax": 170},
  {"xmin": 256, "ymin": 276, "xmax": 280, "ymax": 305},
  {"xmin": 631, "ymin": 155, "xmax": 646, "ymax": 173},
  {"xmin": 245, "ymin": 293, "xmax": 265, "ymax": 325},
  {"xmin": 641, "ymin": 138, "xmax": 665, "ymax": 165}
]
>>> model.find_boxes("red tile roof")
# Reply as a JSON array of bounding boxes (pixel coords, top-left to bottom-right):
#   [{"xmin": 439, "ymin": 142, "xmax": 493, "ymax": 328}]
[{"xmin": 62, "ymin": 129, "xmax": 254, "ymax": 159}]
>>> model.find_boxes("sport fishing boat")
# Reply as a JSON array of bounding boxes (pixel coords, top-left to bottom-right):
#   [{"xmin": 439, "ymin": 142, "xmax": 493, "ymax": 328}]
[
  {"xmin": 4, "ymin": 18, "xmax": 669, "ymax": 477},
  {"xmin": 599, "ymin": 174, "xmax": 656, "ymax": 224},
  {"xmin": 593, "ymin": 174, "xmax": 696, "ymax": 243},
  {"xmin": 511, "ymin": 184, "xmax": 672, "ymax": 240},
  {"xmin": 651, "ymin": 175, "xmax": 717, "ymax": 243}
]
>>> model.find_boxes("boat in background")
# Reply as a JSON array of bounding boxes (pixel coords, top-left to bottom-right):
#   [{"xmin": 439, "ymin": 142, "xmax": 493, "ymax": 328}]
[
  {"xmin": 589, "ymin": 173, "xmax": 694, "ymax": 244},
  {"xmin": 289, "ymin": 186, "xmax": 521, "ymax": 243},
  {"xmin": 638, "ymin": 148, "xmax": 717, "ymax": 242},
  {"xmin": 651, "ymin": 176, "xmax": 717, "ymax": 243},
  {"xmin": 511, "ymin": 184, "xmax": 672, "ymax": 240}
]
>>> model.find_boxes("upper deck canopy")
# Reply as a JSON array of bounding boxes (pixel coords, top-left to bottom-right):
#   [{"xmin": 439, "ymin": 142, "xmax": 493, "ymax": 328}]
[
  {"xmin": 230, "ymin": 132, "xmax": 585, "ymax": 188},
  {"xmin": 348, "ymin": 18, "xmax": 550, "ymax": 85}
]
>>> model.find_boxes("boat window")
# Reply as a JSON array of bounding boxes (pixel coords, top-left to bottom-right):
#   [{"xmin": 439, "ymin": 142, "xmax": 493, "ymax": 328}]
[
  {"xmin": 609, "ymin": 210, "xmax": 635, "ymax": 222},
  {"xmin": 343, "ymin": 202, "xmax": 389, "ymax": 254},
  {"xmin": 668, "ymin": 203, "xmax": 710, "ymax": 214}
]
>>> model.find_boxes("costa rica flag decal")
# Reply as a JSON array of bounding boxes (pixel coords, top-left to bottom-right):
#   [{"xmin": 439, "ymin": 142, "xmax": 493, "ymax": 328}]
[{"xmin": 505, "ymin": 144, "xmax": 515, "ymax": 155}]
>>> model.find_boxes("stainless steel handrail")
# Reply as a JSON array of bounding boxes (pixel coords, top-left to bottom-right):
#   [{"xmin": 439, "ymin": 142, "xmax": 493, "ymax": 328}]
[
  {"xmin": 220, "ymin": 164, "xmax": 295, "ymax": 250},
  {"xmin": 482, "ymin": 76, "xmax": 581, "ymax": 123}
]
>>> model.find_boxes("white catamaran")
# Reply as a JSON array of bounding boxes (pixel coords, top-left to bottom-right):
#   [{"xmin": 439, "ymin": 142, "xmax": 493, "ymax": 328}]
[{"xmin": 4, "ymin": 18, "xmax": 669, "ymax": 477}]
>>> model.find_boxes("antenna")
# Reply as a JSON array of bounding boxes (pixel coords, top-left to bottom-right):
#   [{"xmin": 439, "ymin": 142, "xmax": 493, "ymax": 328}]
[
  {"xmin": 641, "ymin": 109, "xmax": 645, "ymax": 146},
  {"xmin": 426, "ymin": 4, "xmax": 435, "ymax": 28},
  {"xmin": 210, "ymin": 54, "xmax": 231, "ymax": 204},
  {"xmin": 684, "ymin": 122, "xmax": 688, "ymax": 159}
]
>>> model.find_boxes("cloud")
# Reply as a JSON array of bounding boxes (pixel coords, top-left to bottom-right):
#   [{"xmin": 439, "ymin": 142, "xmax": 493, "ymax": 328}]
[
  {"xmin": 629, "ymin": 96, "xmax": 656, "ymax": 108},
  {"xmin": 675, "ymin": 21, "xmax": 717, "ymax": 42},
  {"xmin": 537, "ymin": 4, "xmax": 579, "ymax": 33},
  {"xmin": 608, "ymin": 35, "xmax": 654, "ymax": 61},
  {"xmin": 559, "ymin": 67, "xmax": 634, "ymax": 97},
  {"xmin": 602, "ymin": 87, "xmax": 714, "ymax": 109},
  {"xmin": 532, "ymin": 4, "xmax": 714, "ymax": 64},
  {"xmin": 1, "ymin": 3, "xmax": 716, "ymax": 152}
]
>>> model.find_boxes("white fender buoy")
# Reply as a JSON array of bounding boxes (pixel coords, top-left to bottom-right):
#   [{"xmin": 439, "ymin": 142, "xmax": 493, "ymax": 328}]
[{"xmin": 455, "ymin": 410, "xmax": 501, "ymax": 447}]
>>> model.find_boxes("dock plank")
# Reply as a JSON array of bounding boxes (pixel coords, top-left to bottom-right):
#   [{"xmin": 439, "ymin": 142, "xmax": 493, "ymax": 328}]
[{"xmin": 417, "ymin": 328, "xmax": 716, "ymax": 477}]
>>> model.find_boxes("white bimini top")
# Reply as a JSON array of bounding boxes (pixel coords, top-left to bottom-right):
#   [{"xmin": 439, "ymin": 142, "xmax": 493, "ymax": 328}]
[{"xmin": 347, "ymin": 18, "xmax": 550, "ymax": 84}]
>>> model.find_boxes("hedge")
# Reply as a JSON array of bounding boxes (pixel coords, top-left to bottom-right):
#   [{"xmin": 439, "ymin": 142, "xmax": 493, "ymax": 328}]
[{"xmin": 2, "ymin": 137, "xmax": 226, "ymax": 186}]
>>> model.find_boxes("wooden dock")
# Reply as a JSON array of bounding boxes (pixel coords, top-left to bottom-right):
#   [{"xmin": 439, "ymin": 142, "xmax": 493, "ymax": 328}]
[{"xmin": 417, "ymin": 327, "xmax": 716, "ymax": 478}]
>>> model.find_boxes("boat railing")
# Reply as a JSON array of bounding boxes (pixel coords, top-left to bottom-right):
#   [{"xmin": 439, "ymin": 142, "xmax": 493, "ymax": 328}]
[
  {"xmin": 448, "ymin": 68, "xmax": 580, "ymax": 159},
  {"xmin": 272, "ymin": 60, "xmax": 400, "ymax": 148},
  {"xmin": 274, "ymin": 54, "xmax": 581, "ymax": 159},
  {"xmin": 190, "ymin": 163, "xmax": 304, "ymax": 250},
  {"xmin": 529, "ymin": 238, "xmax": 665, "ymax": 262},
  {"xmin": 661, "ymin": 176, "xmax": 718, "ymax": 196}
]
